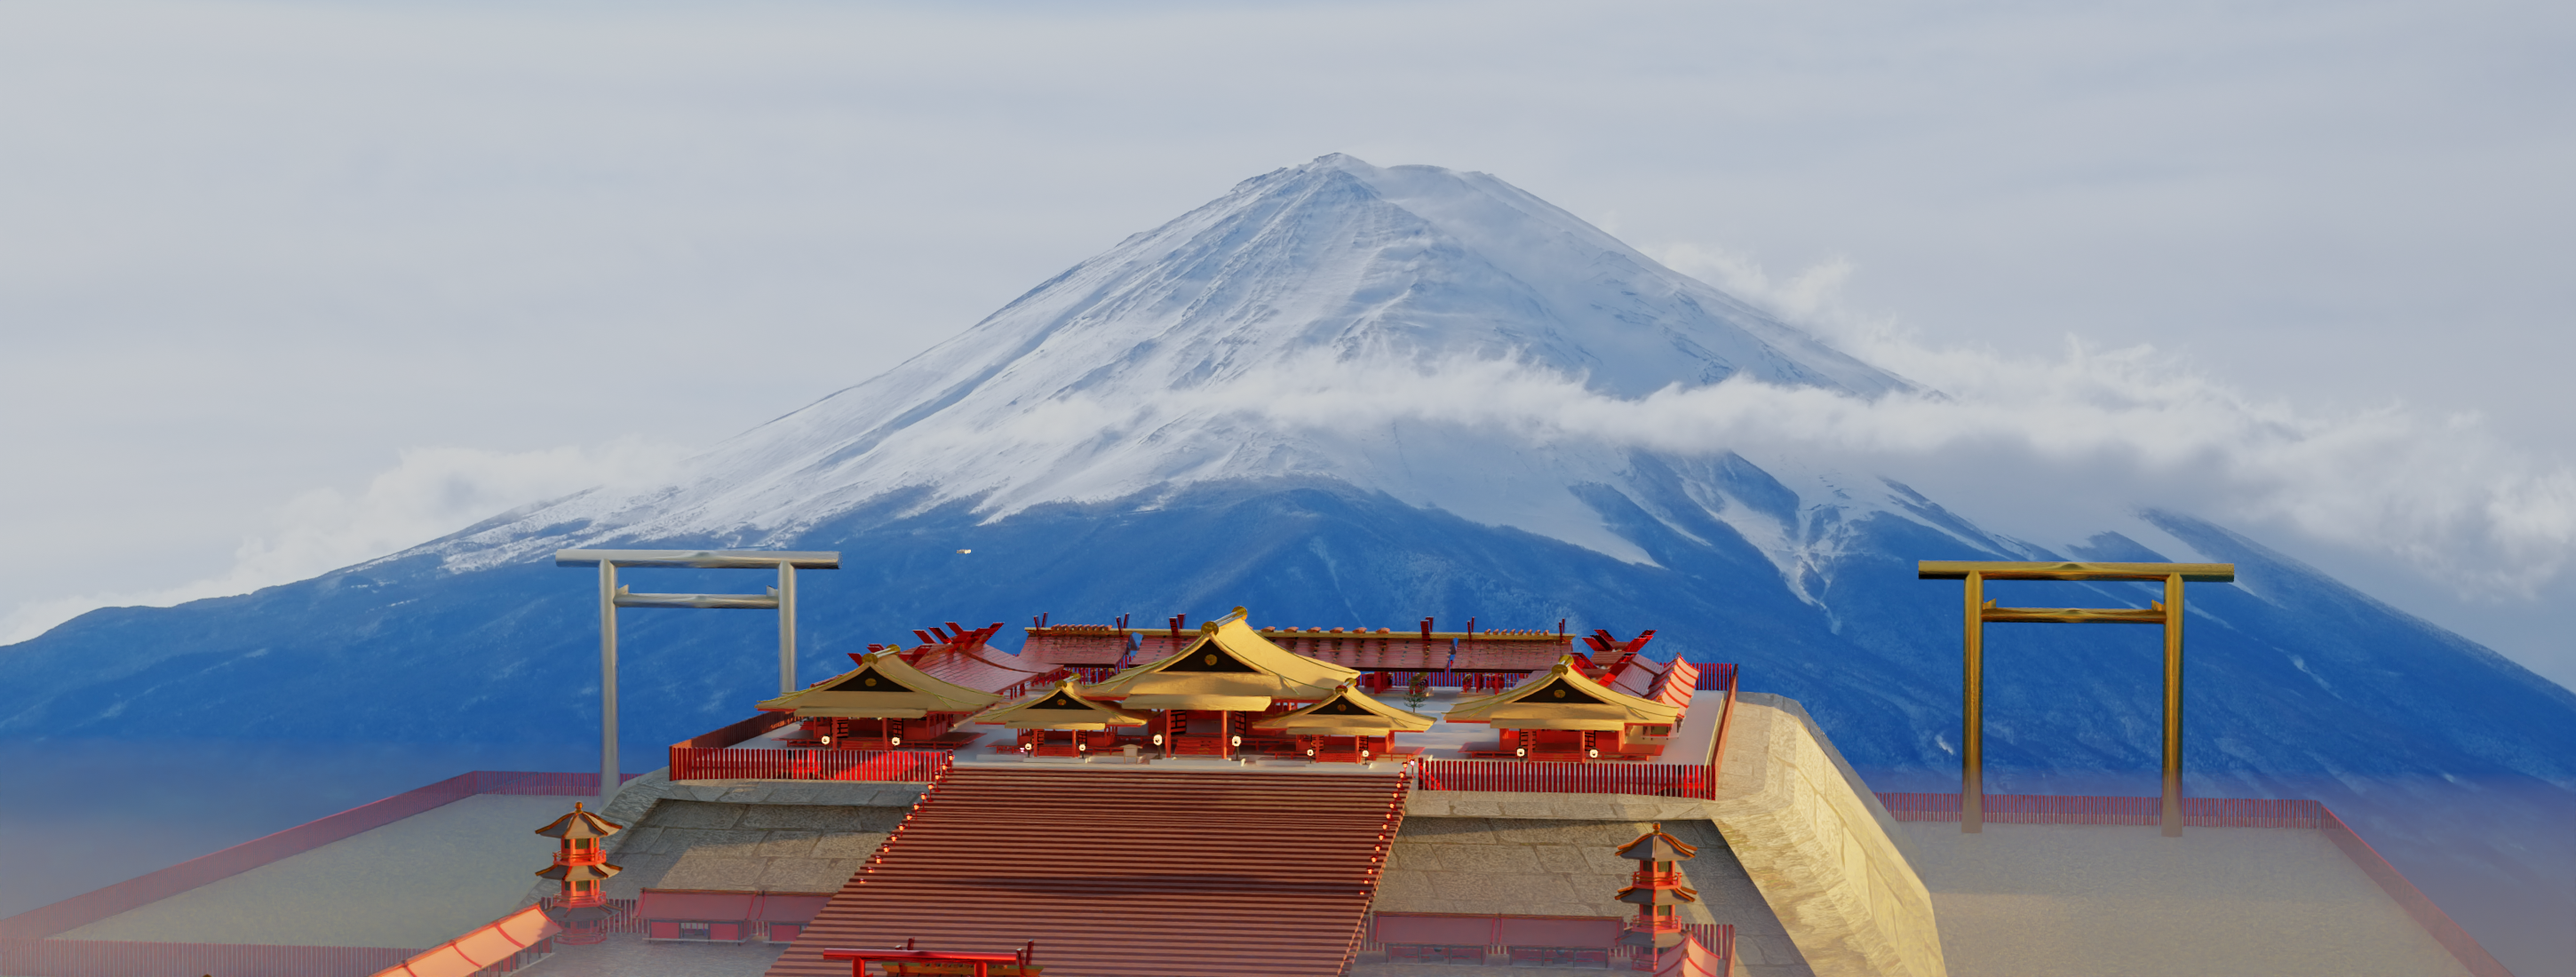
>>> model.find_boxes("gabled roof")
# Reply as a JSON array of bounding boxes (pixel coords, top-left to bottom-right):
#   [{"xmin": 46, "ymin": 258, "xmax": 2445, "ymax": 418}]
[
  {"xmin": 1605, "ymin": 652, "xmax": 1700, "ymax": 710},
  {"xmin": 1442, "ymin": 655, "xmax": 1683, "ymax": 731},
  {"xmin": 1085, "ymin": 608, "xmax": 1361, "ymax": 711},
  {"xmin": 1251, "ymin": 682, "xmax": 1436, "ymax": 735},
  {"xmin": 756, "ymin": 650, "xmax": 1006, "ymax": 718},
  {"xmin": 966, "ymin": 679, "xmax": 1152, "ymax": 730},
  {"xmin": 909, "ymin": 639, "xmax": 1054, "ymax": 695}
]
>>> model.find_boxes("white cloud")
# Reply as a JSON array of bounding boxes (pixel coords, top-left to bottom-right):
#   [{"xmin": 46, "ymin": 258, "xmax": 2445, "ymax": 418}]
[
  {"xmin": 0, "ymin": 440, "xmax": 688, "ymax": 644},
  {"xmin": 949, "ymin": 246, "xmax": 2576, "ymax": 601},
  {"xmin": 1642, "ymin": 244, "xmax": 2576, "ymax": 594}
]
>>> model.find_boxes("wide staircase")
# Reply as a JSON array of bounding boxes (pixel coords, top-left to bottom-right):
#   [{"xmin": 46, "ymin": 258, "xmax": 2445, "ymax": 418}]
[{"xmin": 766, "ymin": 767, "xmax": 1410, "ymax": 977}]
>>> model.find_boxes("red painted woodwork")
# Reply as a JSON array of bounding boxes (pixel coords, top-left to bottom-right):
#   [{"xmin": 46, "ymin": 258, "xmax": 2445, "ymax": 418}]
[
  {"xmin": 822, "ymin": 944, "xmax": 1037, "ymax": 977},
  {"xmin": 1415, "ymin": 760, "xmax": 1710, "ymax": 798},
  {"xmin": 669, "ymin": 748, "xmax": 950, "ymax": 782}
]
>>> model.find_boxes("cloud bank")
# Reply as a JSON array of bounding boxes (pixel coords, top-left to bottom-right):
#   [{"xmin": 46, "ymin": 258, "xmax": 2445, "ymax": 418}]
[
  {"xmin": 0, "ymin": 441, "xmax": 686, "ymax": 644},
  {"xmin": 950, "ymin": 249, "xmax": 2576, "ymax": 600}
]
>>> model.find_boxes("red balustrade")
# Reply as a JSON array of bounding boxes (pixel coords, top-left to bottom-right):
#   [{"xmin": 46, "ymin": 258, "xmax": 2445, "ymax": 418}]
[
  {"xmin": 1874, "ymin": 791, "xmax": 2325, "ymax": 828},
  {"xmin": 1414, "ymin": 760, "xmax": 1710, "ymax": 798},
  {"xmin": 0, "ymin": 940, "xmax": 419, "ymax": 977},
  {"xmin": 0, "ymin": 771, "xmax": 632, "ymax": 943},
  {"xmin": 669, "ymin": 748, "xmax": 951, "ymax": 783}
]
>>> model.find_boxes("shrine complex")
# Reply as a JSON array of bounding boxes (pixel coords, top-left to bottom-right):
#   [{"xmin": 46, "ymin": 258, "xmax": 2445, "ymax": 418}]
[{"xmin": 0, "ymin": 557, "xmax": 2515, "ymax": 977}]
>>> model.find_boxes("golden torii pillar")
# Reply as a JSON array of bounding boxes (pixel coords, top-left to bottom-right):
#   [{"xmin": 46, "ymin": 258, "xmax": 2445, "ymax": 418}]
[{"xmin": 1918, "ymin": 560, "xmax": 2235, "ymax": 837}]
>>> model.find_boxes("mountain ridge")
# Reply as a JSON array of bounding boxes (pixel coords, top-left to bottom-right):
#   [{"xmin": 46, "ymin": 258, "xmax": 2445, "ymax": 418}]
[{"xmin": 3, "ymin": 154, "xmax": 2569, "ymax": 971}]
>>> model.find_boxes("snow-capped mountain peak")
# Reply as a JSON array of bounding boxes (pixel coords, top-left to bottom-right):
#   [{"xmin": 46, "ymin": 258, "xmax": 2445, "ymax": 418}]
[{"xmin": 435, "ymin": 154, "xmax": 1918, "ymax": 572}]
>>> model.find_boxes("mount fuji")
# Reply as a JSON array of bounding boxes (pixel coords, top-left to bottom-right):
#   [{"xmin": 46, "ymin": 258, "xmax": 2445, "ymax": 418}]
[{"xmin": 4, "ymin": 155, "xmax": 2571, "ymax": 969}]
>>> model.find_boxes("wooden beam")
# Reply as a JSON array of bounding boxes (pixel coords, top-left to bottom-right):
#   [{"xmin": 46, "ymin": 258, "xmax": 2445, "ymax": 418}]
[
  {"xmin": 2163, "ymin": 573, "xmax": 2186, "ymax": 837},
  {"xmin": 612, "ymin": 590, "xmax": 782, "ymax": 610},
  {"xmin": 554, "ymin": 549, "xmax": 841, "ymax": 569},
  {"xmin": 1918, "ymin": 560, "xmax": 2233, "ymax": 582},
  {"xmin": 1979, "ymin": 606, "xmax": 2168, "ymax": 624},
  {"xmin": 1962, "ymin": 570, "xmax": 1984, "ymax": 833}
]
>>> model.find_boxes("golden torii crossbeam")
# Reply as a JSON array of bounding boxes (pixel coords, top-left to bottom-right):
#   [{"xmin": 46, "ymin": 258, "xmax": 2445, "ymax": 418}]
[{"xmin": 1917, "ymin": 560, "xmax": 2236, "ymax": 837}]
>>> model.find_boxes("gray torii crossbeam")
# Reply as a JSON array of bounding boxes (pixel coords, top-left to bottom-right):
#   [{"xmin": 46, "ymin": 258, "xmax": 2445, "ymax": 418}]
[{"xmin": 555, "ymin": 549, "xmax": 841, "ymax": 801}]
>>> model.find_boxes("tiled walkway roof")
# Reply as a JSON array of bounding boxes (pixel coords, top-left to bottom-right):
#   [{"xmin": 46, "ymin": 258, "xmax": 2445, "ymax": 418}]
[{"xmin": 763, "ymin": 767, "xmax": 1408, "ymax": 977}]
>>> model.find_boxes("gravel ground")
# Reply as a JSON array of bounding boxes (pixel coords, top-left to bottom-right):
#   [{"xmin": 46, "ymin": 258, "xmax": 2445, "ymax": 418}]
[
  {"xmin": 58, "ymin": 793, "xmax": 577, "ymax": 949},
  {"xmin": 1900, "ymin": 821, "xmax": 2476, "ymax": 977}
]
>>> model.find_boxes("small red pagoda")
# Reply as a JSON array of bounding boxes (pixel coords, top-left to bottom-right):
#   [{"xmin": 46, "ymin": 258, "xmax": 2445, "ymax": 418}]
[
  {"xmin": 1614, "ymin": 822, "xmax": 1699, "ymax": 963},
  {"xmin": 535, "ymin": 801, "xmax": 624, "ymax": 945}
]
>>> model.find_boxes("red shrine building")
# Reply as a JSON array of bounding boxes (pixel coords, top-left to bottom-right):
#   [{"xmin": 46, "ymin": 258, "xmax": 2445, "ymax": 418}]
[{"xmin": 734, "ymin": 608, "xmax": 1712, "ymax": 767}]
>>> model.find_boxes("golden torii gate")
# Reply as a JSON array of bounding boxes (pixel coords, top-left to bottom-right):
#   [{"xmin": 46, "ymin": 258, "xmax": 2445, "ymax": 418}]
[{"xmin": 1918, "ymin": 560, "xmax": 2235, "ymax": 837}]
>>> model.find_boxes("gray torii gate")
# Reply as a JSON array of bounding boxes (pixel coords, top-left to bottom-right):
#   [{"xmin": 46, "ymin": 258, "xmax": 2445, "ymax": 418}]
[{"xmin": 554, "ymin": 549, "xmax": 841, "ymax": 801}]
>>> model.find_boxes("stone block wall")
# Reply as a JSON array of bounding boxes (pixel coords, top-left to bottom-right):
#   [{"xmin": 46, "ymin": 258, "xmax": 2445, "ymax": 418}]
[
  {"xmin": 1391, "ymin": 792, "xmax": 1812, "ymax": 976},
  {"xmin": 1709, "ymin": 694, "xmax": 1944, "ymax": 977},
  {"xmin": 518, "ymin": 773, "xmax": 923, "ymax": 907}
]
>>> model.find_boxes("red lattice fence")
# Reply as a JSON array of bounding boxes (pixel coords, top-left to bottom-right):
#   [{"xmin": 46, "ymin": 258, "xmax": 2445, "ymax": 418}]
[
  {"xmin": 1416, "ymin": 759, "xmax": 1711, "ymax": 798},
  {"xmin": 668, "ymin": 747, "xmax": 951, "ymax": 782},
  {"xmin": 1873, "ymin": 791, "xmax": 2324, "ymax": 828},
  {"xmin": 0, "ymin": 940, "xmax": 420, "ymax": 977}
]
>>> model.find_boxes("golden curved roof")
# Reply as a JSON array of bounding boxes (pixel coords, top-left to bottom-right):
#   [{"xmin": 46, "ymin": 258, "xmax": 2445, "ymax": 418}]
[
  {"xmin": 1251, "ymin": 682, "xmax": 1436, "ymax": 735},
  {"xmin": 532, "ymin": 801, "xmax": 622, "ymax": 840},
  {"xmin": 966, "ymin": 679, "xmax": 1152, "ymax": 730},
  {"xmin": 757, "ymin": 649, "xmax": 1006, "ymax": 718},
  {"xmin": 1085, "ymin": 608, "xmax": 1362, "ymax": 711},
  {"xmin": 1442, "ymin": 655, "xmax": 1682, "ymax": 731}
]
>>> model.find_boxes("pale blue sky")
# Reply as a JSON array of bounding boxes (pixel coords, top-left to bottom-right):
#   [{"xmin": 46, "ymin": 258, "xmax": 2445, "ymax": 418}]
[{"xmin": 3, "ymin": 0, "xmax": 2571, "ymax": 683}]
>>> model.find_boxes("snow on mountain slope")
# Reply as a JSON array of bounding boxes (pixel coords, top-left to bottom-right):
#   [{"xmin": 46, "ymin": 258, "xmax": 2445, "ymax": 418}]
[
  {"xmin": 431, "ymin": 154, "xmax": 1922, "ymax": 576},
  {"xmin": 8, "ymin": 154, "xmax": 2572, "ymax": 972}
]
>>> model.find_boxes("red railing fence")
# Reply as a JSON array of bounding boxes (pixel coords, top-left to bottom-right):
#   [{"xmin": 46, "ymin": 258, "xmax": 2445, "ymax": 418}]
[
  {"xmin": 1873, "ymin": 792, "xmax": 2324, "ymax": 828},
  {"xmin": 0, "ymin": 771, "xmax": 631, "ymax": 942},
  {"xmin": 1692, "ymin": 663, "xmax": 1738, "ymax": 692},
  {"xmin": 668, "ymin": 747, "xmax": 952, "ymax": 782},
  {"xmin": 0, "ymin": 940, "xmax": 418, "ymax": 977},
  {"xmin": 1415, "ymin": 759, "xmax": 1712, "ymax": 798},
  {"xmin": 2318, "ymin": 808, "xmax": 2514, "ymax": 977}
]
